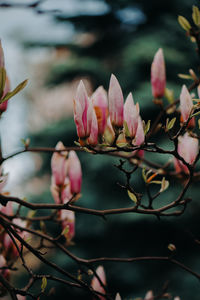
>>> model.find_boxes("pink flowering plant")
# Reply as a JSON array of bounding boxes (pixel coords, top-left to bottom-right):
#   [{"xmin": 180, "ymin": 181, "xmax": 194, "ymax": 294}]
[{"xmin": 2, "ymin": 4, "xmax": 200, "ymax": 300}]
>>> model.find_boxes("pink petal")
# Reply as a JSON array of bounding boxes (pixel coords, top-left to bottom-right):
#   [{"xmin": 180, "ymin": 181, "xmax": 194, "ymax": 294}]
[
  {"xmin": 51, "ymin": 141, "xmax": 68, "ymax": 186},
  {"xmin": 91, "ymin": 265, "xmax": 106, "ymax": 300},
  {"xmin": 92, "ymin": 86, "xmax": 108, "ymax": 135},
  {"xmin": 68, "ymin": 151, "xmax": 82, "ymax": 194},
  {"xmin": 108, "ymin": 74, "xmax": 124, "ymax": 128},
  {"xmin": 124, "ymin": 92, "xmax": 139, "ymax": 138},
  {"xmin": 88, "ymin": 108, "xmax": 98, "ymax": 146}
]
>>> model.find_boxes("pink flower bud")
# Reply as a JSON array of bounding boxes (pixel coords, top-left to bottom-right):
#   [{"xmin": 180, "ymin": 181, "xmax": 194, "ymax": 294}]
[
  {"xmin": 88, "ymin": 108, "xmax": 98, "ymax": 146},
  {"xmin": 60, "ymin": 209, "xmax": 75, "ymax": 243},
  {"xmin": 92, "ymin": 86, "xmax": 108, "ymax": 135},
  {"xmin": 180, "ymin": 85, "xmax": 194, "ymax": 127},
  {"xmin": 51, "ymin": 141, "xmax": 68, "ymax": 186},
  {"xmin": 91, "ymin": 265, "xmax": 106, "ymax": 300},
  {"xmin": 74, "ymin": 80, "xmax": 93, "ymax": 140},
  {"xmin": 174, "ymin": 133, "xmax": 199, "ymax": 174},
  {"xmin": 115, "ymin": 293, "xmax": 121, "ymax": 300},
  {"xmin": 124, "ymin": 92, "xmax": 139, "ymax": 138},
  {"xmin": 151, "ymin": 48, "xmax": 166, "ymax": 98},
  {"xmin": 51, "ymin": 177, "xmax": 72, "ymax": 204},
  {"xmin": 132, "ymin": 116, "xmax": 145, "ymax": 158},
  {"xmin": 68, "ymin": 151, "xmax": 82, "ymax": 194},
  {"xmin": 0, "ymin": 41, "xmax": 5, "ymax": 69},
  {"xmin": 144, "ymin": 290, "xmax": 154, "ymax": 300},
  {"xmin": 108, "ymin": 74, "xmax": 124, "ymax": 129}
]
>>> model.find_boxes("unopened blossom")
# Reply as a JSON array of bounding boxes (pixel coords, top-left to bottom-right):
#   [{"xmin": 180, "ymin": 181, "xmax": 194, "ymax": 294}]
[
  {"xmin": 108, "ymin": 74, "xmax": 124, "ymax": 129},
  {"xmin": 92, "ymin": 86, "xmax": 108, "ymax": 135},
  {"xmin": 115, "ymin": 293, "xmax": 121, "ymax": 300},
  {"xmin": 51, "ymin": 171, "xmax": 73, "ymax": 204},
  {"xmin": 151, "ymin": 48, "xmax": 166, "ymax": 98},
  {"xmin": 60, "ymin": 209, "xmax": 75, "ymax": 243},
  {"xmin": 51, "ymin": 141, "xmax": 68, "ymax": 186},
  {"xmin": 88, "ymin": 108, "xmax": 98, "ymax": 146},
  {"xmin": 68, "ymin": 151, "xmax": 82, "ymax": 194},
  {"xmin": 132, "ymin": 116, "xmax": 145, "ymax": 158},
  {"xmin": 91, "ymin": 265, "xmax": 106, "ymax": 300},
  {"xmin": 144, "ymin": 290, "xmax": 154, "ymax": 300},
  {"xmin": 0, "ymin": 76, "xmax": 10, "ymax": 113},
  {"xmin": 174, "ymin": 133, "xmax": 199, "ymax": 174},
  {"xmin": 124, "ymin": 92, "xmax": 139, "ymax": 139},
  {"xmin": 180, "ymin": 85, "xmax": 194, "ymax": 127},
  {"xmin": 74, "ymin": 80, "xmax": 93, "ymax": 141}
]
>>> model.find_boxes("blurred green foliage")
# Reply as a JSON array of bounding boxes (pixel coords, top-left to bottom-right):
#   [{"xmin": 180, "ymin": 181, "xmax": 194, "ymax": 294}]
[{"xmin": 25, "ymin": 0, "xmax": 200, "ymax": 299}]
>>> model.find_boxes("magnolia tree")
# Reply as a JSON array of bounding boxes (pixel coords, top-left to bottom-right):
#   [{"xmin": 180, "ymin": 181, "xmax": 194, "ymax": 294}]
[{"xmin": 1, "ymin": 4, "xmax": 200, "ymax": 300}]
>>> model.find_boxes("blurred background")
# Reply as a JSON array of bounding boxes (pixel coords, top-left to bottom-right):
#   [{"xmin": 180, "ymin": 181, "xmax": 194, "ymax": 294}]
[{"xmin": 1, "ymin": 0, "xmax": 200, "ymax": 299}]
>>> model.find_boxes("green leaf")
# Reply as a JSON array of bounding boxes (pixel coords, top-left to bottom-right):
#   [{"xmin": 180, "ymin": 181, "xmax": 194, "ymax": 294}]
[
  {"xmin": 74, "ymin": 141, "xmax": 80, "ymax": 146},
  {"xmin": 41, "ymin": 277, "xmax": 47, "ymax": 292},
  {"xmin": 192, "ymin": 6, "xmax": 200, "ymax": 27},
  {"xmin": 144, "ymin": 120, "xmax": 151, "ymax": 135},
  {"xmin": 149, "ymin": 180, "xmax": 162, "ymax": 185},
  {"xmin": 0, "ymin": 79, "xmax": 28, "ymax": 104},
  {"xmin": 178, "ymin": 74, "xmax": 193, "ymax": 80},
  {"xmin": 62, "ymin": 225, "xmax": 69, "ymax": 236},
  {"xmin": 178, "ymin": 15, "xmax": 192, "ymax": 31},
  {"xmin": 124, "ymin": 121, "xmax": 131, "ymax": 137},
  {"xmin": 27, "ymin": 210, "xmax": 36, "ymax": 218},
  {"xmin": 166, "ymin": 117, "xmax": 176, "ymax": 130},
  {"xmin": 82, "ymin": 147, "xmax": 94, "ymax": 153},
  {"xmin": 198, "ymin": 119, "xmax": 200, "ymax": 129},
  {"xmin": 160, "ymin": 177, "xmax": 169, "ymax": 193},
  {"xmin": 191, "ymin": 110, "xmax": 200, "ymax": 117},
  {"xmin": 40, "ymin": 221, "xmax": 46, "ymax": 233},
  {"xmin": 142, "ymin": 168, "xmax": 147, "ymax": 182},
  {"xmin": 164, "ymin": 88, "xmax": 174, "ymax": 104},
  {"xmin": 117, "ymin": 142, "xmax": 129, "ymax": 148},
  {"xmin": 127, "ymin": 190, "xmax": 137, "ymax": 203},
  {"xmin": 0, "ymin": 67, "xmax": 6, "ymax": 99}
]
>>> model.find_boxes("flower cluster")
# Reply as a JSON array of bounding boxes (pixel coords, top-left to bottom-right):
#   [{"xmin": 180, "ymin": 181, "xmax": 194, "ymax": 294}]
[
  {"xmin": 73, "ymin": 75, "xmax": 145, "ymax": 154},
  {"xmin": 50, "ymin": 141, "xmax": 82, "ymax": 243}
]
